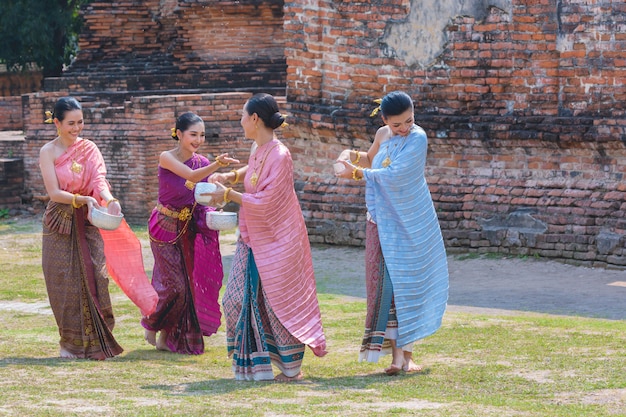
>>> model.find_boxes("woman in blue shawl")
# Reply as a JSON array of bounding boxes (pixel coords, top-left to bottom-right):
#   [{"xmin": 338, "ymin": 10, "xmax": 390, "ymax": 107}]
[{"xmin": 336, "ymin": 91, "xmax": 449, "ymax": 375}]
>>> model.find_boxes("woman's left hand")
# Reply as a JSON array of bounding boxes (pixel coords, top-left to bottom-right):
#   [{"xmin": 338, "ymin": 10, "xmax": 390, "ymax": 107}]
[
  {"xmin": 335, "ymin": 160, "xmax": 355, "ymax": 179},
  {"xmin": 208, "ymin": 182, "xmax": 228, "ymax": 207},
  {"xmin": 107, "ymin": 200, "xmax": 122, "ymax": 216}
]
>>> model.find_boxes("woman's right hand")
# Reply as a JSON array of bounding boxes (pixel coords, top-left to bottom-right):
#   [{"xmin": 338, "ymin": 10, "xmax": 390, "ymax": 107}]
[{"xmin": 215, "ymin": 153, "xmax": 240, "ymax": 166}]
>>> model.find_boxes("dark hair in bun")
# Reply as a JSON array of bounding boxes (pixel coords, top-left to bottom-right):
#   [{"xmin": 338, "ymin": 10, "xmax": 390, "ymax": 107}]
[
  {"xmin": 172, "ymin": 112, "xmax": 204, "ymax": 140},
  {"xmin": 244, "ymin": 93, "xmax": 285, "ymax": 130},
  {"xmin": 53, "ymin": 97, "xmax": 82, "ymax": 122},
  {"xmin": 380, "ymin": 91, "xmax": 414, "ymax": 118}
]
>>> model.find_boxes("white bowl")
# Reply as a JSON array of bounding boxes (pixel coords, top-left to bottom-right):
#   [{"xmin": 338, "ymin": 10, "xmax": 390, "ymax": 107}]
[
  {"xmin": 195, "ymin": 182, "xmax": 217, "ymax": 206},
  {"xmin": 206, "ymin": 211, "xmax": 238, "ymax": 231},
  {"xmin": 333, "ymin": 162, "xmax": 346, "ymax": 174},
  {"xmin": 90, "ymin": 207, "xmax": 124, "ymax": 230}
]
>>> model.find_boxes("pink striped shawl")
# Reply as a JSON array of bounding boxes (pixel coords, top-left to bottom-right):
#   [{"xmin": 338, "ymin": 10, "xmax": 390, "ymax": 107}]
[{"xmin": 239, "ymin": 139, "xmax": 327, "ymax": 357}]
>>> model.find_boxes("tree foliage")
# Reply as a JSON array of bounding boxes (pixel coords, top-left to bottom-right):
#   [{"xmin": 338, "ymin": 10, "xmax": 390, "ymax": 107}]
[{"xmin": 0, "ymin": 0, "xmax": 89, "ymax": 77}]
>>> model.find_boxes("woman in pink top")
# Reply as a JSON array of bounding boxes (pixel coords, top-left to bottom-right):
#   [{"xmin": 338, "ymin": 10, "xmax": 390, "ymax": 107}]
[
  {"xmin": 210, "ymin": 93, "xmax": 327, "ymax": 381},
  {"xmin": 39, "ymin": 97, "xmax": 126, "ymax": 360}
]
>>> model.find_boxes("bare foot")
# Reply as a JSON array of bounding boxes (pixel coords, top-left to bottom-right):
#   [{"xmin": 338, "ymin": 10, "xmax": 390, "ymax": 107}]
[
  {"xmin": 156, "ymin": 330, "xmax": 170, "ymax": 351},
  {"xmin": 89, "ymin": 352, "xmax": 107, "ymax": 361},
  {"xmin": 274, "ymin": 372, "xmax": 303, "ymax": 382},
  {"xmin": 402, "ymin": 352, "xmax": 423, "ymax": 373},
  {"xmin": 144, "ymin": 329, "xmax": 156, "ymax": 346},
  {"xmin": 384, "ymin": 364, "xmax": 402, "ymax": 376},
  {"xmin": 59, "ymin": 347, "xmax": 79, "ymax": 359},
  {"xmin": 385, "ymin": 344, "xmax": 404, "ymax": 375},
  {"xmin": 403, "ymin": 359, "xmax": 423, "ymax": 373}
]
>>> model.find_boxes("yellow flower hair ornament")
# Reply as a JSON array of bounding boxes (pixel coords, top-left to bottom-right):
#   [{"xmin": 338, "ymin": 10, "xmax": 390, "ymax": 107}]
[
  {"xmin": 171, "ymin": 127, "xmax": 177, "ymax": 138},
  {"xmin": 280, "ymin": 114, "xmax": 289, "ymax": 128},
  {"xmin": 369, "ymin": 98, "xmax": 382, "ymax": 118},
  {"xmin": 44, "ymin": 111, "xmax": 54, "ymax": 124}
]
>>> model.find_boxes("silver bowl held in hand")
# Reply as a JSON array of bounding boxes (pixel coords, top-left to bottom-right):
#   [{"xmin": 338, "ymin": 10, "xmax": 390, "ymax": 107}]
[
  {"xmin": 90, "ymin": 206, "xmax": 124, "ymax": 230},
  {"xmin": 195, "ymin": 182, "xmax": 218, "ymax": 206}
]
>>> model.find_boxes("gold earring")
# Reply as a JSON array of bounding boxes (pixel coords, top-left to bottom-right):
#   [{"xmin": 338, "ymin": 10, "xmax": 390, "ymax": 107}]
[{"xmin": 57, "ymin": 128, "xmax": 60, "ymax": 136}]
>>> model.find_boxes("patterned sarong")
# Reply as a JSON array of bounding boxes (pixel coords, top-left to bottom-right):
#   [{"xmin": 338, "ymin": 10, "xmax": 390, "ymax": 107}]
[
  {"xmin": 42, "ymin": 202, "xmax": 123, "ymax": 359},
  {"xmin": 140, "ymin": 155, "xmax": 224, "ymax": 355},
  {"xmin": 224, "ymin": 241, "xmax": 305, "ymax": 381}
]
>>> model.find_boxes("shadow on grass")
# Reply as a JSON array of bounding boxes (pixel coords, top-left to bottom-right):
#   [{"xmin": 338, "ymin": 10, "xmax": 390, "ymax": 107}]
[
  {"xmin": 139, "ymin": 368, "xmax": 431, "ymax": 396},
  {"xmin": 0, "ymin": 357, "xmax": 80, "ymax": 367}
]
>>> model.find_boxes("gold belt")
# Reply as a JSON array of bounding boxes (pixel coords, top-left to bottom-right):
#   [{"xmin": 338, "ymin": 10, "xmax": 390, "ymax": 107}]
[{"xmin": 155, "ymin": 203, "xmax": 192, "ymax": 221}]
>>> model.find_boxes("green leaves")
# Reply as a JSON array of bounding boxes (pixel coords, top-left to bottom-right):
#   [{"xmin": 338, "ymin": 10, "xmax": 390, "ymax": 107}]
[{"xmin": 0, "ymin": 0, "xmax": 90, "ymax": 76}]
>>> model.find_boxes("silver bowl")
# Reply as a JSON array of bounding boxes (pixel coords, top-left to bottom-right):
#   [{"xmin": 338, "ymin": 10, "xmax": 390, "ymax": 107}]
[
  {"xmin": 195, "ymin": 182, "xmax": 217, "ymax": 206},
  {"xmin": 206, "ymin": 211, "xmax": 238, "ymax": 231},
  {"xmin": 90, "ymin": 207, "xmax": 124, "ymax": 230}
]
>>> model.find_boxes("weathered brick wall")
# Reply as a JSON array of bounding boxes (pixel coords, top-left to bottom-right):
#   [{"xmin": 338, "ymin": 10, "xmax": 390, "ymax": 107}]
[
  {"xmin": 283, "ymin": 0, "xmax": 626, "ymax": 267},
  {"xmin": 22, "ymin": 92, "xmax": 253, "ymax": 222},
  {"xmin": 0, "ymin": 70, "xmax": 42, "ymax": 97},
  {"xmin": 0, "ymin": 69, "xmax": 43, "ymax": 130},
  {"xmin": 0, "ymin": 158, "xmax": 24, "ymax": 209},
  {"xmin": 44, "ymin": 0, "xmax": 286, "ymax": 94},
  {"xmin": 0, "ymin": 96, "xmax": 23, "ymax": 131},
  {"xmin": 15, "ymin": 0, "xmax": 626, "ymax": 268}
]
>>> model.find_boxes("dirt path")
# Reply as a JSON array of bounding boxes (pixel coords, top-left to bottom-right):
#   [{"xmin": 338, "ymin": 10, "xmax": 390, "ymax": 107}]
[
  {"xmin": 221, "ymin": 234, "xmax": 626, "ymax": 320},
  {"xmin": 3, "ymin": 215, "xmax": 625, "ymax": 320}
]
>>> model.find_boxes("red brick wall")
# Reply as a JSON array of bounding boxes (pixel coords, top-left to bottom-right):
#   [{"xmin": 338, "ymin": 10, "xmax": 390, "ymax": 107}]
[
  {"xmin": 15, "ymin": 0, "xmax": 626, "ymax": 267},
  {"xmin": 0, "ymin": 96, "xmax": 23, "ymax": 130},
  {"xmin": 0, "ymin": 158, "xmax": 24, "ymax": 208},
  {"xmin": 283, "ymin": 0, "xmax": 626, "ymax": 267},
  {"xmin": 0, "ymin": 70, "xmax": 43, "ymax": 130},
  {"xmin": 22, "ymin": 92, "xmax": 252, "ymax": 221},
  {"xmin": 44, "ymin": 0, "xmax": 286, "ymax": 93}
]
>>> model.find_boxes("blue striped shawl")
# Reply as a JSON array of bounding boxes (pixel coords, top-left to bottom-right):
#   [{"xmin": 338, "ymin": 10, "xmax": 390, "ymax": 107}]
[{"xmin": 363, "ymin": 124, "xmax": 449, "ymax": 347}]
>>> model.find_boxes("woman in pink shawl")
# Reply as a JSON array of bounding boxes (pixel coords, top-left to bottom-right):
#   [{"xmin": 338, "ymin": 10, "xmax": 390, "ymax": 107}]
[
  {"xmin": 39, "ymin": 97, "xmax": 127, "ymax": 360},
  {"xmin": 141, "ymin": 112, "xmax": 238, "ymax": 354},
  {"xmin": 209, "ymin": 93, "xmax": 327, "ymax": 381}
]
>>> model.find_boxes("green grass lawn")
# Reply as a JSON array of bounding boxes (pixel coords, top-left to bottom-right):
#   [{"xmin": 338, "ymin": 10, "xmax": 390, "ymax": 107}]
[{"xmin": 0, "ymin": 217, "xmax": 624, "ymax": 416}]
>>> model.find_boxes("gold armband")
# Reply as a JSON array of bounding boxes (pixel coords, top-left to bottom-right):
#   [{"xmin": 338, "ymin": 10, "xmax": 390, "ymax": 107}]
[
  {"xmin": 352, "ymin": 150, "xmax": 361, "ymax": 165},
  {"xmin": 72, "ymin": 194, "xmax": 82, "ymax": 209},
  {"xmin": 230, "ymin": 169, "xmax": 240, "ymax": 185},
  {"xmin": 223, "ymin": 187, "xmax": 233, "ymax": 203}
]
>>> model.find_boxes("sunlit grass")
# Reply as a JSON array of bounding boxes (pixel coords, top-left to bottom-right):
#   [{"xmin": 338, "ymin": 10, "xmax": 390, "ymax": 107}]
[{"xmin": 0, "ymin": 216, "xmax": 625, "ymax": 416}]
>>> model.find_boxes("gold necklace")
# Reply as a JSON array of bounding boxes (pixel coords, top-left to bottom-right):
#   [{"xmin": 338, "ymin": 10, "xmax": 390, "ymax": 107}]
[
  {"xmin": 381, "ymin": 134, "xmax": 409, "ymax": 167},
  {"xmin": 68, "ymin": 139, "xmax": 85, "ymax": 174},
  {"xmin": 250, "ymin": 142, "xmax": 279, "ymax": 186}
]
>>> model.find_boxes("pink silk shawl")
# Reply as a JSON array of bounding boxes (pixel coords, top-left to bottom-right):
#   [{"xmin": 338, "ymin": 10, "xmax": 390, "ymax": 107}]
[
  {"xmin": 239, "ymin": 139, "xmax": 327, "ymax": 357},
  {"xmin": 55, "ymin": 139, "xmax": 158, "ymax": 317}
]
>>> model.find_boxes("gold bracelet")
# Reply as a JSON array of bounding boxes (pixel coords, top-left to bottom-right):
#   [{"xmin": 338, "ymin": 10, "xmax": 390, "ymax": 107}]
[
  {"xmin": 352, "ymin": 167, "xmax": 363, "ymax": 181},
  {"xmin": 230, "ymin": 169, "xmax": 240, "ymax": 185},
  {"xmin": 72, "ymin": 193, "xmax": 82, "ymax": 209},
  {"xmin": 105, "ymin": 198, "xmax": 119, "ymax": 208},
  {"xmin": 223, "ymin": 187, "xmax": 233, "ymax": 203},
  {"xmin": 216, "ymin": 158, "xmax": 229, "ymax": 167},
  {"xmin": 352, "ymin": 150, "xmax": 361, "ymax": 165}
]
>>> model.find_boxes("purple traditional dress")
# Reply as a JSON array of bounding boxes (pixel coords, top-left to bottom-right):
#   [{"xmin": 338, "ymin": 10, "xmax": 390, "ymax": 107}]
[{"xmin": 141, "ymin": 153, "xmax": 224, "ymax": 354}]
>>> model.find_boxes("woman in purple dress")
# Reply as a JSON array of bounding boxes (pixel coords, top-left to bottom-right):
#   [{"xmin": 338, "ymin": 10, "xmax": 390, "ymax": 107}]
[{"xmin": 141, "ymin": 112, "xmax": 238, "ymax": 354}]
